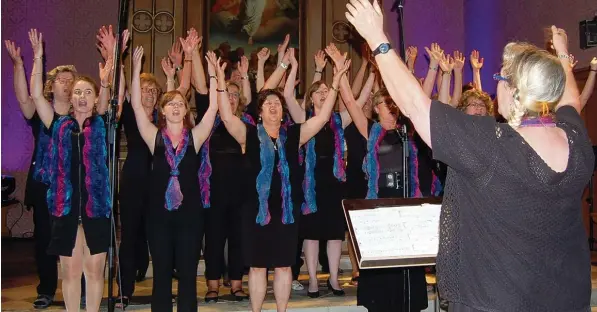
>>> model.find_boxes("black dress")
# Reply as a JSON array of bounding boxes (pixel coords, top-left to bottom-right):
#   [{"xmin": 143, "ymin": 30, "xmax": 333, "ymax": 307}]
[
  {"xmin": 147, "ymin": 131, "xmax": 203, "ymax": 312},
  {"xmin": 196, "ymin": 92, "xmax": 247, "ymax": 281},
  {"xmin": 47, "ymin": 115, "xmax": 111, "ymax": 257},
  {"xmin": 299, "ymin": 119, "xmax": 346, "ymax": 240},
  {"xmin": 430, "ymin": 101, "xmax": 593, "ymax": 311},
  {"xmin": 345, "ymin": 120, "xmax": 428, "ymax": 312},
  {"xmin": 117, "ymin": 100, "xmax": 152, "ymax": 297},
  {"xmin": 242, "ymin": 124, "xmax": 303, "ymax": 268}
]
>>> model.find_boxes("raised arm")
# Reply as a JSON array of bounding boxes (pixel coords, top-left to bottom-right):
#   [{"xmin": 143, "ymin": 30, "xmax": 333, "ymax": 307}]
[
  {"xmin": 450, "ymin": 51, "xmax": 465, "ymax": 107},
  {"xmin": 256, "ymin": 48, "xmax": 270, "ymax": 91},
  {"xmin": 5, "ymin": 40, "xmax": 35, "ymax": 119},
  {"xmin": 339, "ymin": 64, "xmax": 369, "ymax": 138},
  {"xmin": 580, "ymin": 57, "xmax": 597, "ymax": 109},
  {"xmin": 117, "ymin": 65, "xmax": 126, "ymax": 118},
  {"xmin": 352, "ymin": 55, "xmax": 368, "ymax": 97},
  {"xmin": 97, "ymin": 52, "xmax": 114, "ymax": 115},
  {"xmin": 346, "ymin": 0, "xmax": 432, "ymax": 146},
  {"xmin": 552, "ymin": 26, "xmax": 581, "ymax": 113},
  {"xmin": 325, "ymin": 43, "xmax": 349, "ymax": 112},
  {"xmin": 191, "ymin": 38, "xmax": 208, "ymax": 95},
  {"xmin": 162, "ymin": 57, "xmax": 177, "ymax": 92},
  {"xmin": 191, "ymin": 56, "xmax": 219, "ymax": 153},
  {"xmin": 300, "ymin": 60, "xmax": 350, "ymax": 146},
  {"xmin": 168, "ymin": 39, "xmax": 184, "ymax": 90},
  {"xmin": 406, "ymin": 46, "xmax": 418, "ymax": 74},
  {"xmin": 177, "ymin": 29, "xmax": 199, "ymax": 96},
  {"xmin": 422, "ymin": 43, "xmax": 442, "ymax": 97},
  {"xmin": 356, "ymin": 68, "xmax": 376, "ymax": 107},
  {"xmin": 209, "ymin": 51, "xmax": 247, "ymax": 146},
  {"xmin": 470, "ymin": 50, "xmax": 484, "ymax": 91},
  {"xmin": 437, "ymin": 54, "xmax": 453, "ymax": 104},
  {"xmin": 237, "ymin": 55, "xmax": 252, "ymax": 104},
  {"xmin": 263, "ymin": 49, "xmax": 291, "ymax": 90},
  {"xmin": 131, "ymin": 46, "xmax": 159, "ymax": 153},
  {"xmin": 313, "ymin": 50, "xmax": 327, "ymax": 84},
  {"xmin": 28, "ymin": 29, "xmax": 53, "ymax": 128},
  {"xmin": 283, "ymin": 48, "xmax": 305, "ymax": 123}
]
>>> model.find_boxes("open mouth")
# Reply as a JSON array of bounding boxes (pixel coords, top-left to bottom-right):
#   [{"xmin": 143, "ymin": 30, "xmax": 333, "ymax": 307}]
[
  {"xmin": 172, "ymin": 110, "xmax": 181, "ymax": 117},
  {"xmin": 78, "ymin": 100, "xmax": 88, "ymax": 108}
]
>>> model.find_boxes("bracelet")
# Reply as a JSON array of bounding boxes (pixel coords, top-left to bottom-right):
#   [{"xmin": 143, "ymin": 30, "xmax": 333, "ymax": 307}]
[
  {"xmin": 330, "ymin": 86, "xmax": 339, "ymax": 92},
  {"xmin": 184, "ymin": 59, "xmax": 192, "ymax": 63},
  {"xmin": 31, "ymin": 72, "xmax": 43, "ymax": 76},
  {"xmin": 442, "ymin": 71, "xmax": 451, "ymax": 76},
  {"xmin": 175, "ymin": 65, "xmax": 183, "ymax": 72},
  {"xmin": 33, "ymin": 56, "xmax": 42, "ymax": 61},
  {"xmin": 209, "ymin": 75, "xmax": 217, "ymax": 80},
  {"xmin": 558, "ymin": 54, "xmax": 570, "ymax": 59},
  {"xmin": 216, "ymin": 89, "xmax": 226, "ymax": 93},
  {"xmin": 101, "ymin": 84, "xmax": 110, "ymax": 88},
  {"xmin": 315, "ymin": 70, "xmax": 323, "ymax": 74},
  {"xmin": 591, "ymin": 69, "xmax": 597, "ymax": 72},
  {"xmin": 279, "ymin": 62, "xmax": 288, "ymax": 69},
  {"xmin": 429, "ymin": 65, "xmax": 438, "ymax": 71},
  {"xmin": 241, "ymin": 75, "xmax": 249, "ymax": 80}
]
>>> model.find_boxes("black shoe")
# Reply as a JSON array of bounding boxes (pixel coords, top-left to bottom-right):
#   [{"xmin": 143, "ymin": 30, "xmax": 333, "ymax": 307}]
[
  {"xmin": 115, "ymin": 296, "xmax": 129, "ymax": 310},
  {"xmin": 204, "ymin": 290, "xmax": 219, "ymax": 303},
  {"xmin": 33, "ymin": 295, "xmax": 53, "ymax": 309},
  {"xmin": 136, "ymin": 269, "xmax": 147, "ymax": 282},
  {"xmin": 80, "ymin": 295, "xmax": 86, "ymax": 309},
  {"xmin": 307, "ymin": 290, "xmax": 320, "ymax": 298},
  {"xmin": 231, "ymin": 289, "xmax": 249, "ymax": 302},
  {"xmin": 326, "ymin": 279, "xmax": 345, "ymax": 296}
]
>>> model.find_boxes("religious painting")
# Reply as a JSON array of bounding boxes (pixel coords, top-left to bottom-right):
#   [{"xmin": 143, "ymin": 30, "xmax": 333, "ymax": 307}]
[{"xmin": 206, "ymin": 0, "xmax": 302, "ymax": 83}]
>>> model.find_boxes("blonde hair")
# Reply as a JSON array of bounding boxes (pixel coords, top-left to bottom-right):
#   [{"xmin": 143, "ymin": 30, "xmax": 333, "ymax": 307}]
[
  {"xmin": 140, "ymin": 73, "xmax": 162, "ymax": 94},
  {"xmin": 44, "ymin": 65, "xmax": 77, "ymax": 101},
  {"xmin": 501, "ymin": 42, "xmax": 565, "ymax": 127},
  {"xmin": 226, "ymin": 80, "xmax": 247, "ymax": 116},
  {"xmin": 458, "ymin": 89, "xmax": 493, "ymax": 115}
]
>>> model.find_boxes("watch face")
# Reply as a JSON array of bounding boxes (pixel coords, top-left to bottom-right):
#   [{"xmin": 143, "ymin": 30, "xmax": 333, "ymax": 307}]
[{"xmin": 380, "ymin": 44, "xmax": 390, "ymax": 53}]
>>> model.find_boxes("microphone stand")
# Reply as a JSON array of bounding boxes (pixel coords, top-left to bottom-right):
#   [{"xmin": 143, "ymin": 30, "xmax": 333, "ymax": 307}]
[
  {"xmin": 391, "ymin": 0, "xmax": 406, "ymax": 60},
  {"xmin": 106, "ymin": 0, "xmax": 129, "ymax": 311}
]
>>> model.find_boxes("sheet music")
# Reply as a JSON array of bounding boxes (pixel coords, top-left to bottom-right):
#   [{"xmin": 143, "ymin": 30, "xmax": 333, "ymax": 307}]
[{"xmin": 348, "ymin": 204, "xmax": 441, "ymax": 260}]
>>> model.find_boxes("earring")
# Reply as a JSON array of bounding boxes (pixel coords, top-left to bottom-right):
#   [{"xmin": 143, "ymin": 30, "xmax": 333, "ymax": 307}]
[{"xmin": 258, "ymin": 116, "xmax": 262, "ymax": 122}]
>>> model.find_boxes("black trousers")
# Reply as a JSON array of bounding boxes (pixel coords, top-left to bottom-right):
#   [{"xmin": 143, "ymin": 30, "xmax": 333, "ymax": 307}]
[
  {"xmin": 203, "ymin": 197, "xmax": 244, "ymax": 281},
  {"xmin": 32, "ymin": 187, "xmax": 86, "ymax": 297},
  {"xmin": 291, "ymin": 238, "xmax": 304, "ymax": 280},
  {"xmin": 147, "ymin": 209, "xmax": 203, "ymax": 312},
  {"xmin": 117, "ymin": 185, "xmax": 149, "ymax": 298}
]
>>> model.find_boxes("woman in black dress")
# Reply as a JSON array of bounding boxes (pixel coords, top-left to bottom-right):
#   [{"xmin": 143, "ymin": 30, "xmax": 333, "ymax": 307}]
[
  {"xmin": 131, "ymin": 42, "xmax": 217, "ymax": 312},
  {"xmin": 29, "ymin": 28, "xmax": 113, "ymax": 312},
  {"xmin": 348, "ymin": 3, "xmax": 592, "ymax": 310},
  {"xmin": 211, "ymin": 49, "xmax": 351, "ymax": 312},
  {"xmin": 283, "ymin": 44, "xmax": 365, "ymax": 296}
]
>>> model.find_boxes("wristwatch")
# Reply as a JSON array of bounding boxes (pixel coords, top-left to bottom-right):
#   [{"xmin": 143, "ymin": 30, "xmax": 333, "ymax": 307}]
[
  {"xmin": 279, "ymin": 62, "xmax": 289, "ymax": 69},
  {"xmin": 372, "ymin": 43, "xmax": 392, "ymax": 56}
]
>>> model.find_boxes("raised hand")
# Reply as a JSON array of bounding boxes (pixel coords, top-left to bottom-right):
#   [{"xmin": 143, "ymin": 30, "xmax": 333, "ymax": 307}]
[
  {"xmin": 591, "ymin": 57, "xmax": 597, "ymax": 70},
  {"xmin": 5, "ymin": 40, "xmax": 23, "ymax": 65},
  {"xmin": 168, "ymin": 40, "xmax": 183, "ymax": 67},
  {"xmin": 470, "ymin": 50, "xmax": 483, "ymax": 70},
  {"xmin": 238, "ymin": 55, "xmax": 249, "ymax": 75},
  {"xmin": 333, "ymin": 59, "xmax": 352, "ymax": 81},
  {"xmin": 281, "ymin": 48, "xmax": 292, "ymax": 65},
  {"xmin": 99, "ymin": 56, "xmax": 114, "ymax": 85},
  {"xmin": 439, "ymin": 54, "xmax": 454, "ymax": 73},
  {"xmin": 96, "ymin": 25, "xmax": 116, "ymax": 57},
  {"xmin": 277, "ymin": 34, "xmax": 290, "ymax": 55},
  {"xmin": 121, "ymin": 29, "xmax": 130, "ymax": 54},
  {"xmin": 180, "ymin": 30, "xmax": 199, "ymax": 55},
  {"xmin": 161, "ymin": 57, "xmax": 175, "ymax": 78},
  {"xmin": 257, "ymin": 47, "xmax": 270, "ymax": 65},
  {"xmin": 314, "ymin": 50, "xmax": 327, "ymax": 71},
  {"xmin": 406, "ymin": 46, "xmax": 418, "ymax": 62},
  {"xmin": 569, "ymin": 54, "xmax": 578, "ymax": 69},
  {"xmin": 345, "ymin": 0, "xmax": 386, "ymax": 49},
  {"xmin": 28, "ymin": 29, "xmax": 43, "ymax": 59},
  {"xmin": 424, "ymin": 43, "xmax": 443, "ymax": 63},
  {"xmin": 289, "ymin": 48, "xmax": 298, "ymax": 68},
  {"xmin": 452, "ymin": 51, "xmax": 465, "ymax": 70},
  {"xmin": 133, "ymin": 46, "xmax": 144, "ymax": 74},
  {"xmin": 550, "ymin": 25, "xmax": 568, "ymax": 55},
  {"xmin": 205, "ymin": 51, "xmax": 218, "ymax": 77},
  {"xmin": 325, "ymin": 42, "xmax": 347, "ymax": 68}
]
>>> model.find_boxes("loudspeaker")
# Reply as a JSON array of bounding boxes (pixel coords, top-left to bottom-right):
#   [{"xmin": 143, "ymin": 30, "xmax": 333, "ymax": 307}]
[{"xmin": 580, "ymin": 17, "xmax": 597, "ymax": 49}]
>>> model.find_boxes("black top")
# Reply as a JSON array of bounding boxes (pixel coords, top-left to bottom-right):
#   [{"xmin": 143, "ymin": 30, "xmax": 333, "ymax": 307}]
[
  {"xmin": 430, "ymin": 101, "xmax": 593, "ymax": 311},
  {"xmin": 120, "ymin": 100, "xmax": 153, "ymax": 175},
  {"xmin": 24, "ymin": 112, "xmax": 47, "ymax": 206},
  {"xmin": 149, "ymin": 131, "xmax": 202, "ymax": 216}
]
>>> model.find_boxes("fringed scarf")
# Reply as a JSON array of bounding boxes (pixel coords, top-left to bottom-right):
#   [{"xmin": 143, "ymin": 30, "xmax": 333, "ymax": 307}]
[
  {"xmin": 198, "ymin": 113, "xmax": 256, "ymax": 208},
  {"xmin": 256, "ymin": 124, "xmax": 294, "ymax": 226},
  {"xmin": 362, "ymin": 122, "xmax": 421, "ymax": 199},
  {"xmin": 300, "ymin": 112, "xmax": 346, "ymax": 215},
  {"xmin": 45, "ymin": 116, "xmax": 111, "ymax": 218},
  {"xmin": 32, "ymin": 120, "xmax": 52, "ymax": 184},
  {"xmin": 162, "ymin": 128, "xmax": 190, "ymax": 211}
]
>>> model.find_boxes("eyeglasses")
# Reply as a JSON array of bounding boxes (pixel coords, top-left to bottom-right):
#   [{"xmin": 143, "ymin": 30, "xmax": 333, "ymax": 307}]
[
  {"xmin": 166, "ymin": 102, "xmax": 185, "ymax": 108},
  {"xmin": 142, "ymin": 87, "xmax": 159, "ymax": 95},
  {"xmin": 493, "ymin": 73, "xmax": 507, "ymax": 82},
  {"xmin": 56, "ymin": 78, "xmax": 73, "ymax": 85},
  {"xmin": 314, "ymin": 90, "xmax": 329, "ymax": 96},
  {"xmin": 228, "ymin": 92, "xmax": 240, "ymax": 99}
]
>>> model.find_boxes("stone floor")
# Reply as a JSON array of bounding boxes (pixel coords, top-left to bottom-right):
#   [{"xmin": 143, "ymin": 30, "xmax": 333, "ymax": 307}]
[{"xmin": 2, "ymin": 238, "xmax": 597, "ymax": 311}]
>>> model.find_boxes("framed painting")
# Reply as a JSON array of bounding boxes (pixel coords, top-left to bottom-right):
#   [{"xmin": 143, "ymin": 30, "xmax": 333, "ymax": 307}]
[{"xmin": 205, "ymin": 0, "xmax": 304, "ymax": 93}]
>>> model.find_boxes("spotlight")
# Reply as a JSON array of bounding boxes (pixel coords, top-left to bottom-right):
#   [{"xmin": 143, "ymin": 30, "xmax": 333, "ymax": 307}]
[{"xmin": 1, "ymin": 175, "xmax": 16, "ymax": 202}]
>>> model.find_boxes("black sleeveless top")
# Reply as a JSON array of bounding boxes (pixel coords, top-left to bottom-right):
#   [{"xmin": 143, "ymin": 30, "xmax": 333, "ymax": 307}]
[{"xmin": 149, "ymin": 131, "xmax": 202, "ymax": 215}]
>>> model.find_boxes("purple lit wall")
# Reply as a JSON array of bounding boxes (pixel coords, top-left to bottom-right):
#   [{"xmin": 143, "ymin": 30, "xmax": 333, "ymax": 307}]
[{"xmin": 1, "ymin": 0, "xmax": 118, "ymax": 173}]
